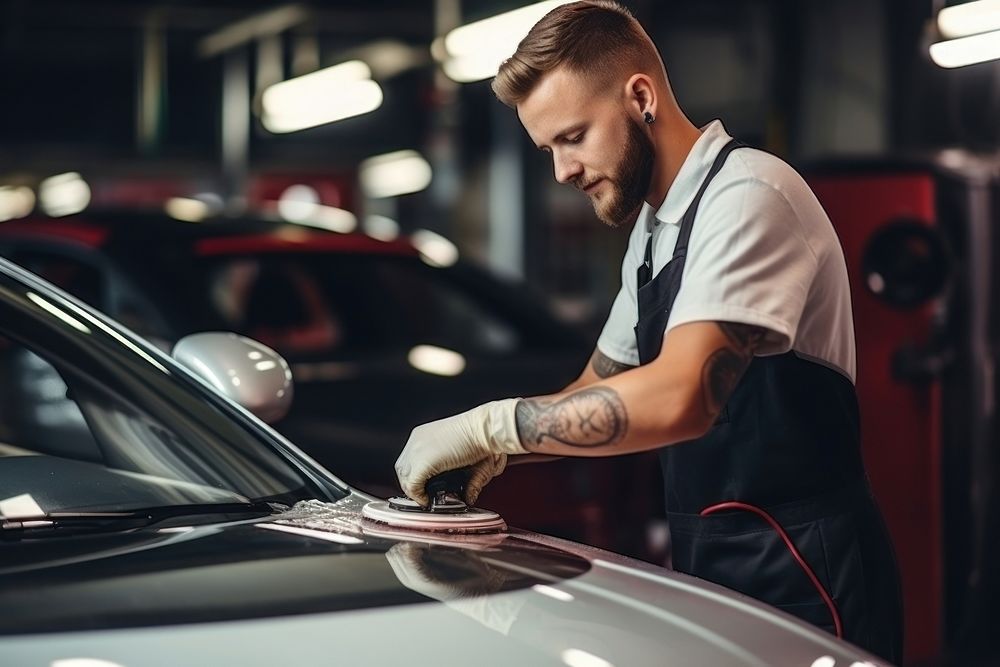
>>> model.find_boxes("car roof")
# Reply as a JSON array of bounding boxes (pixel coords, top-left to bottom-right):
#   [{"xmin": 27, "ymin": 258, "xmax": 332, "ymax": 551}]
[{"xmin": 0, "ymin": 208, "xmax": 419, "ymax": 258}]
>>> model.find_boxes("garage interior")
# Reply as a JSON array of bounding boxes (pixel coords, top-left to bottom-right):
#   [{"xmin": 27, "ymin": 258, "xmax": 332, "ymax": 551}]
[{"xmin": 1, "ymin": 1, "xmax": 999, "ymax": 665}]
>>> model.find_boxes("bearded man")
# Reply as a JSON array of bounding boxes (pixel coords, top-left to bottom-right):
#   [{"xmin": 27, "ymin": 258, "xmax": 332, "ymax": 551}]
[{"xmin": 394, "ymin": 2, "xmax": 903, "ymax": 660}]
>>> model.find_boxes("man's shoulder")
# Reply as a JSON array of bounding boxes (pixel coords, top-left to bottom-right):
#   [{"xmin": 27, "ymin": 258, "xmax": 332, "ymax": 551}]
[
  {"xmin": 723, "ymin": 147, "xmax": 806, "ymax": 190},
  {"xmin": 709, "ymin": 147, "xmax": 820, "ymax": 216}
]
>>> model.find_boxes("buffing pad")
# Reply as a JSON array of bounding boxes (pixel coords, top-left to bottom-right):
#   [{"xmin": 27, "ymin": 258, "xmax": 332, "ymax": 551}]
[{"xmin": 361, "ymin": 499, "xmax": 506, "ymax": 534}]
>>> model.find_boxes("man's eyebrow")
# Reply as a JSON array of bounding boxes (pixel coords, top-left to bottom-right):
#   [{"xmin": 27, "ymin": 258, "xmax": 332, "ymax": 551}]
[{"xmin": 535, "ymin": 122, "xmax": 587, "ymax": 151}]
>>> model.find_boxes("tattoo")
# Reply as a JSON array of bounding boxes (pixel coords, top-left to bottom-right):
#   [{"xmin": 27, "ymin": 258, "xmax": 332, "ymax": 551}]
[
  {"xmin": 700, "ymin": 322, "xmax": 767, "ymax": 419},
  {"xmin": 718, "ymin": 322, "xmax": 767, "ymax": 356},
  {"xmin": 589, "ymin": 349, "xmax": 635, "ymax": 379},
  {"xmin": 516, "ymin": 387, "xmax": 628, "ymax": 450}
]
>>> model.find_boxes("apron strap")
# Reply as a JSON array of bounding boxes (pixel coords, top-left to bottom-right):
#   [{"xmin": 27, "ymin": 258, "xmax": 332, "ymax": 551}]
[
  {"xmin": 673, "ymin": 138, "xmax": 745, "ymax": 256},
  {"xmin": 636, "ymin": 138, "xmax": 745, "ymax": 290}
]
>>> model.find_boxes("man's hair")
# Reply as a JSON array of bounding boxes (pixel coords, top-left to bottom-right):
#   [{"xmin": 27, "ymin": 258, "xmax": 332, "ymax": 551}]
[{"xmin": 492, "ymin": 1, "xmax": 662, "ymax": 108}]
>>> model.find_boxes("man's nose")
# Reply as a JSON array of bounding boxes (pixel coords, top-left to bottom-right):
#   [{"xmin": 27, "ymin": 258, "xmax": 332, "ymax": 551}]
[{"xmin": 553, "ymin": 152, "xmax": 583, "ymax": 185}]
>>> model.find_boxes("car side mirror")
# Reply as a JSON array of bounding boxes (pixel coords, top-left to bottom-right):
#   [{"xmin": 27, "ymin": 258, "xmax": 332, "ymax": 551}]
[{"xmin": 172, "ymin": 332, "xmax": 293, "ymax": 424}]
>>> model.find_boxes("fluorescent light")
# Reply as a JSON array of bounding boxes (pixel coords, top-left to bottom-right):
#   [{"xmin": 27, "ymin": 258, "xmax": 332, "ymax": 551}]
[
  {"xmin": 261, "ymin": 60, "xmax": 383, "ymax": 133},
  {"xmin": 51, "ymin": 659, "xmax": 128, "ymax": 667},
  {"xmin": 443, "ymin": 54, "xmax": 512, "ymax": 84},
  {"xmin": 411, "ymin": 229, "xmax": 459, "ymax": 267},
  {"xmin": 360, "ymin": 150, "xmax": 433, "ymax": 198},
  {"xmin": 408, "ymin": 344, "xmax": 466, "ymax": 377},
  {"xmin": 0, "ymin": 185, "xmax": 35, "ymax": 221},
  {"xmin": 277, "ymin": 184, "xmax": 320, "ymax": 222},
  {"xmin": 440, "ymin": 1, "xmax": 572, "ymax": 83},
  {"xmin": 930, "ymin": 29, "xmax": 1000, "ymax": 68},
  {"xmin": 39, "ymin": 172, "xmax": 91, "ymax": 217},
  {"xmin": 938, "ymin": 0, "xmax": 1000, "ymax": 39},
  {"xmin": 277, "ymin": 184, "xmax": 358, "ymax": 233},
  {"xmin": 165, "ymin": 197, "xmax": 210, "ymax": 222},
  {"xmin": 363, "ymin": 214, "xmax": 400, "ymax": 241}
]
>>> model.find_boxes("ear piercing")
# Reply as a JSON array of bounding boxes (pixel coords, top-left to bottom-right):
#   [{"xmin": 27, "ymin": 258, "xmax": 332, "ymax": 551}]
[{"xmin": 644, "ymin": 111, "xmax": 654, "ymax": 124}]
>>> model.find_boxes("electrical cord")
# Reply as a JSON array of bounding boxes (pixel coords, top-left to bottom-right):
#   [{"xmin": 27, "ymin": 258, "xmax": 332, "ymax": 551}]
[{"xmin": 699, "ymin": 501, "xmax": 844, "ymax": 639}]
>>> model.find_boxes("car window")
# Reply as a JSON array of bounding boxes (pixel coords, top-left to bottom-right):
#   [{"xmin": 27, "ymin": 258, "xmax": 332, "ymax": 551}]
[
  {"xmin": 203, "ymin": 255, "xmax": 521, "ymax": 357},
  {"xmin": 0, "ymin": 318, "xmax": 326, "ymax": 514},
  {"xmin": 6, "ymin": 249, "xmax": 104, "ymax": 307}
]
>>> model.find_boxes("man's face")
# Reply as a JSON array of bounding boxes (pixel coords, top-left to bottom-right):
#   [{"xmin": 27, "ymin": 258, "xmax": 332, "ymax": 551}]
[{"xmin": 517, "ymin": 67, "xmax": 655, "ymax": 228}]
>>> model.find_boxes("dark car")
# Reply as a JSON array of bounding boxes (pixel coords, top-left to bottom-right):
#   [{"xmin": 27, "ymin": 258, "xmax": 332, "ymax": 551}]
[{"xmin": 0, "ymin": 211, "xmax": 660, "ymax": 556}]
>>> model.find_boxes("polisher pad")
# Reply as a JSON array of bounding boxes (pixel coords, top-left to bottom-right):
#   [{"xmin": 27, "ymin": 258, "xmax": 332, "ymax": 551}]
[{"xmin": 360, "ymin": 467, "xmax": 506, "ymax": 534}]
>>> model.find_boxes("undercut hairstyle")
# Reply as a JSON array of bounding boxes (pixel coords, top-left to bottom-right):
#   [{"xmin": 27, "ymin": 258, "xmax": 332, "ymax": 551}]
[{"xmin": 492, "ymin": 1, "xmax": 663, "ymax": 108}]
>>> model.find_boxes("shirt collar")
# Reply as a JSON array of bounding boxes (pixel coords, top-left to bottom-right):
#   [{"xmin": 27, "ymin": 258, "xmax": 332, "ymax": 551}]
[{"xmin": 646, "ymin": 119, "xmax": 733, "ymax": 231}]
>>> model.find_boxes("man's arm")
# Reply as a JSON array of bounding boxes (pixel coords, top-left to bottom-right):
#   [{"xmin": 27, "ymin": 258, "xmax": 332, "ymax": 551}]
[
  {"xmin": 563, "ymin": 348, "xmax": 637, "ymax": 392},
  {"xmin": 508, "ymin": 347, "xmax": 637, "ymax": 465},
  {"xmin": 394, "ymin": 320, "xmax": 767, "ymax": 503},
  {"xmin": 514, "ymin": 321, "xmax": 766, "ymax": 456}
]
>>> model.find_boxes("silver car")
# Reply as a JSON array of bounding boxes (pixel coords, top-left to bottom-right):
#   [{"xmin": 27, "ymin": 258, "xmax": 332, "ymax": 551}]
[{"xmin": 0, "ymin": 257, "xmax": 887, "ymax": 666}]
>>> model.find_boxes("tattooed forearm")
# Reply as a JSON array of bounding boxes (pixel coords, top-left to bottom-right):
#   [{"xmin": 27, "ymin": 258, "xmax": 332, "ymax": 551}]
[
  {"xmin": 516, "ymin": 387, "xmax": 628, "ymax": 450},
  {"xmin": 701, "ymin": 322, "xmax": 767, "ymax": 419},
  {"xmin": 589, "ymin": 349, "xmax": 635, "ymax": 379}
]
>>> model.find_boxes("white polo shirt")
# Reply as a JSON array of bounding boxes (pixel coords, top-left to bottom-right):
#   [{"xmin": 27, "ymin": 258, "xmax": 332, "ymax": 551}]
[{"xmin": 596, "ymin": 120, "xmax": 857, "ymax": 383}]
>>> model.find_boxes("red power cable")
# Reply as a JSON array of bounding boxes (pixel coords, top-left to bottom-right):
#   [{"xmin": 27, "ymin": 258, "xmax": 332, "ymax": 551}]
[{"xmin": 699, "ymin": 501, "xmax": 844, "ymax": 639}]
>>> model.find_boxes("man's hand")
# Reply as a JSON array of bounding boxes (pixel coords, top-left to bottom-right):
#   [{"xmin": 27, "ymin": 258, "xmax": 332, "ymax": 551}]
[{"xmin": 395, "ymin": 398, "xmax": 527, "ymax": 506}]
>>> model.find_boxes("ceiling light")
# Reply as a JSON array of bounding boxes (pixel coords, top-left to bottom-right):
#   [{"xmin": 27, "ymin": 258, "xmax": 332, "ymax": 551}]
[
  {"xmin": 411, "ymin": 229, "xmax": 458, "ymax": 267},
  {"xmin": 440, "ymin": 1, "xmax": 572, "ymax": 83},
  {"xmin": 294, "ymin": 205, "xmax": 358, "ymax": 233},
  {"xmin": 277, "ymin": 184, "xmax": 320, "ymax": 222},
  {"xmin": 0, "ymin": 186, "xmax": 35, "ymax": 222},
  {"xmin": 39, "ymin": 172, "xmax": 90, "ymax": 217},
  {"xmin": 408, "ymin": 345, "xmax": 466, "ymax": 377},
  {"xmin": 937, "ymin": 0, "xmax": 1000, "ymax": 39},
  {"xmin": 165, "ymin": 197, "xmax": 211, "ymax": 223},
  {"xmin": 360, "ymin": 150, "xmax": 433, "ymax": 198},
  {"xmin": 277, "ymin": 185, "xmax": 356, "ymax": 233},
  {"xmin": 261, "ymin": 60, "xmax": 382, "ymax": 133},
  {"xmin": 930, "ymin": 29, "xmax": 1000, "ymax": 68},
  {"xmin": 363, "ymin": 214, "xmax": 400, "ymax": 241}
]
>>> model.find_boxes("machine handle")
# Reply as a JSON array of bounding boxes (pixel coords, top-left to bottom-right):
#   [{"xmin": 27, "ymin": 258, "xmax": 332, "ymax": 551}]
[{"xmin": 425, "ymin": 467, "xmax": 472, "ymax": 498}]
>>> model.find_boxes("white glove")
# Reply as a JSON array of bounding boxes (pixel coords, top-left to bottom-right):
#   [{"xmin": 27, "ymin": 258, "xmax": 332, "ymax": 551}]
[{"xmin": 395, "ymin": 398, "xmax": 527, "ymax": 506}]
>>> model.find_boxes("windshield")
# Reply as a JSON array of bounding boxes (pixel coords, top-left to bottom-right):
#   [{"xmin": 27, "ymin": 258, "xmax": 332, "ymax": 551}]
[{"xmin": 0, "ymin": 273, "xmax": 340, "ymax": 516}]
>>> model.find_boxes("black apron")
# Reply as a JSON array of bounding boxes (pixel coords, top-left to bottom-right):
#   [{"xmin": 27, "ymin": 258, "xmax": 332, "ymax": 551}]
[{"xmin": 635, "ymin": 139, "xmax": 903, "ymax": 662}]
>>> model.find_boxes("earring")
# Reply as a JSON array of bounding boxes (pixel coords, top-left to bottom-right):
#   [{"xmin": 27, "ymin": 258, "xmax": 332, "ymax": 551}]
[{"xmin": 644, "ymin": 111, "xmax": 654, "ymax": 124}]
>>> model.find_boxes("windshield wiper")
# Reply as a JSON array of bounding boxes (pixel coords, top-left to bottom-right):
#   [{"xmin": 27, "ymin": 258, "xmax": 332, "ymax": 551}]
[{"xmin": 0, "ymin": 501, "xmax": 288, "ymax": 537}]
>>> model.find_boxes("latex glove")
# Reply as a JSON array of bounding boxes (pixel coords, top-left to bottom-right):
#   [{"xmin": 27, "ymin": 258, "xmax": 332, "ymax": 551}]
[
  {"xmin": 385, "ymin": 542, "xmax": 526, "ymax": 636},
  {"xmin": 395, "ymin": 398, "xmax": 526, "ymax": 506}
]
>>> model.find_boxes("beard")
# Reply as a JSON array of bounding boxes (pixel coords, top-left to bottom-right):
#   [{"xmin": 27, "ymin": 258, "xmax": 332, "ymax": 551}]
[{"xmin": 588, "ymin": 115, "xmax": 655, "ymax": 228}]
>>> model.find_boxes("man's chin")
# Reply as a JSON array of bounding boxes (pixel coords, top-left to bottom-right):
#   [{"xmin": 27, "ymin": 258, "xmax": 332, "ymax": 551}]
[{"xmin": 595, "ymin": 200, "xmax": 642, "ymax": 229}]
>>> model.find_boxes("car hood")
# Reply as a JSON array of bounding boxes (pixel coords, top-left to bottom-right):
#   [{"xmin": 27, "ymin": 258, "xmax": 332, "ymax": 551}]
[{"xmin": 0, "ymin": 494, "xmax": 884, "ymax": 666}]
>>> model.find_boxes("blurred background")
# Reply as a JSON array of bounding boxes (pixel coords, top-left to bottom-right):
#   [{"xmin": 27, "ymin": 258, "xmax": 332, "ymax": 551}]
[{"xmin": 1, "ymin": 0, "xmax": 999, "ymax": 665}]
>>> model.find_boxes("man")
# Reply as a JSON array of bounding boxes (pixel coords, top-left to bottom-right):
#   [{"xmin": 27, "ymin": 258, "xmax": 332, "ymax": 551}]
[{"xmin": 395, "ymin": 1, "xmax": 902, "ymax": 660}]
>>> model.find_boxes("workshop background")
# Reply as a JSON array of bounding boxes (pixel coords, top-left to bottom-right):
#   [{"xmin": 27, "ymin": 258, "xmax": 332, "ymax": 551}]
[{"xmin": 2, "ymin": 1, "xmax": 999, "ymax": 665}]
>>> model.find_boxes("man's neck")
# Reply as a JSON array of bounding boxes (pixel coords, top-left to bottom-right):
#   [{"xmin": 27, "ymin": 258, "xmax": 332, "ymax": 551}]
[{"xmin": 646, "ymin": 117, "xmax": 702, "ymax": 210}]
